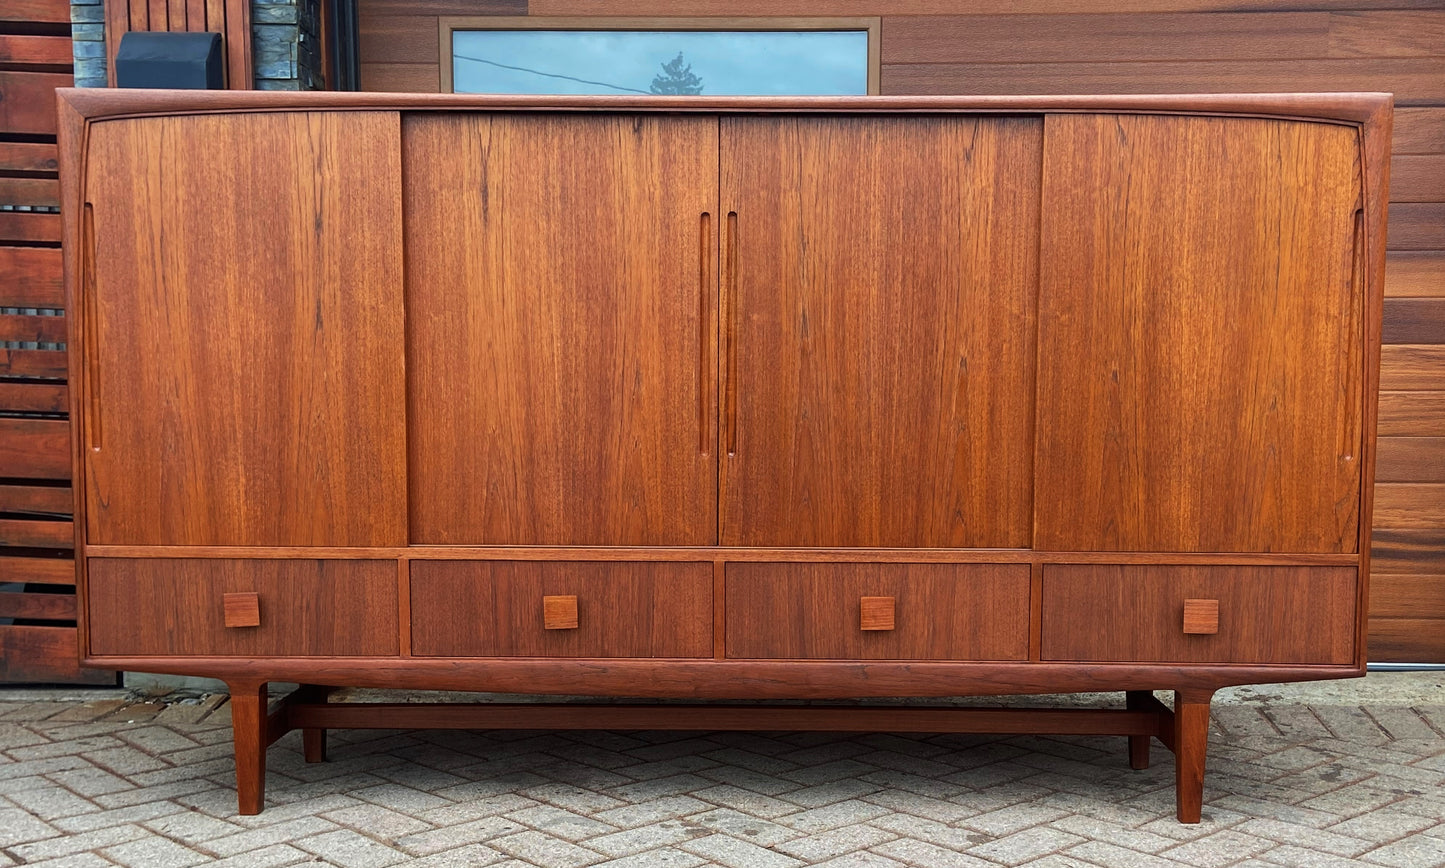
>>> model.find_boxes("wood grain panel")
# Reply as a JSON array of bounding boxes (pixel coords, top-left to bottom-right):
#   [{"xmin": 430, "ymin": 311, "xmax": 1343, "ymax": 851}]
[
  {"xmin": 882, "ymin": 59, "xmax": 1445, "ymax": 105},
  {"xmin": 0, "ymin": 418, "xmax": 69, "ymax": 479},
  {"xmin": 1381, "ymin": 345, "xmax": 1445, "ymax": 389},
  {"xmin": 1328, "ymin": 10, "xmax": 1445, "ymax": 57},
  {"xmin": 531, "ymin": 0, "xmax": 1445, "ymax": 13},
  {"xmin": 360, "ymin": 15, "xmax": 439, "ymax": 64},
  {"xmin": 721, "ymin": 115, "xmax": 1040, "ymax": 548},
  {"xmin": 0, "ymin": 248, "xmax": 62, "ymax": 308},
  {"xmin": 0, "ymin": 592, "xmax": 76, "ymax": 621},
  {"xmin": 0, "ymin": 626, "xmax": 112, "ymax": 685},
  {"xmin": 1368, "ymin": 617, "xmax": 1445, "ymax": 662},
  {"xmin": 1394, "ymin": 108, "xmax": 1445, "ymax": 155},
  {"xmin": 1372, "ymin": 529, "xmax": 1445, "ymax": 573},
  {"xmin": 0, "ymin": 34, "xmax": 74, "ymax": 65},
  {"xmin": 222, "ymin": 0, "xmax": 251, "ymax": 88},
  {"xmin": 726, "ymin": 562, "xmax": 1029, "ymax": 660},
  {"xmin": 0, "ymin": 71, "xmax": 73, "ymax": 136},
  {"xmin": 0, "ymin": 556, "xmax": 73, "ymax": 585},
  {"xmin": 0, "ymin": 212, "xmax": 62, "ymax": 244},
  {"xmin": 1387, "ymin": 252, "xmax": 1444, "ymax": 297},
  {"xmin": 87, "ymin": 558, "xmax": 399, "ymax": 656},
  {"xmin": 0, "ymin": 484, "xmax": 70, "ymax": 515},
  {"xmin": 0, "ymin": 313, "xmax": 65, "ymax": 344},
  {"xmin": 1376, "ymin": 437, "xmax": 1445, "ymax": 482},
  {"xmin": 1381, "ymin": 458, "xmax": 1439, "ymax": 512},
  {"xmin": 1390, "ymin": 156, "xmax": 1443, "ymax": 203},
  {"xmin": 0, "ymin": 519, "xmax": 71, "ymax": 549},
  {"xmin": 405, "ymin": 113, "xmax": 718, "ymax": 546},
  {"xmin": 1390, "ymin": 204, "xmax": 1445, "ymax": 250},
  {"xmin": 883, "ymin": 13, "xmax": 1330, "ymax": 64},
  {"xmin": 0, "ymin": 349, "xmax": 66, "ymax": 378},
  {"xmin": 410, "ymin": 561, "xmax": 713, "ymax": 658},
  {"xmin": 1374, "ymin": 483, "xmax": 1445, "ymax": 529},
  {"xmin": 360, "ymin": 62, "xmax": 439, "ymax": 92},
  {"xmin": 1370, "ymin": 574, "xmax": 1445, "ymax": 618},
  {"xmin": 0, "ymin": 143, "xmax": 59, "ymax": 174},
  {"xmin": 1037, "ymin": 114, "xmax": 1363, "ymax": 553},
  {"xmin": 84, "ymin": 112, "xmax": 406, "ymax": 547},
  {"xmin": 360, "ymin": 0, "xmax": 521, "ymax": 16},
  {"xmin": 0, "ymin": 0, "xmax": 72, "ymax": 23},
  {"xmin": 0, "ymin": 382, "xmax": 67, "ymax": 414},
  {"xmin": 1383, "ymin": 298, "xmax": 1445, "ymax": 342},
  {"xmin": 1378, "ymin": 392, "xmax": 1445, "ymax": 435},
  {"xmin": 0, "ymin": 178, "xmax": 61, "ymax": 208},
  {"xmin": 1042, "ymin": 565, "xmax": 1357, "ymax": 664}
]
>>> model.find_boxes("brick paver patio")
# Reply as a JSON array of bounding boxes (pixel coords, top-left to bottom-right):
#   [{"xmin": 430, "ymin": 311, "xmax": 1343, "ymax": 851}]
[{"xmin": 1, "ymin": 675, "xmax": 1441, "ymax": 867}]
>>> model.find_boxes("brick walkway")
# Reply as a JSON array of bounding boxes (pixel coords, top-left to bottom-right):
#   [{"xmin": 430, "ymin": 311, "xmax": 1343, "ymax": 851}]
[{"xmin": 1, "ymin": 677, "xmax": 1442, "ymax": 867}]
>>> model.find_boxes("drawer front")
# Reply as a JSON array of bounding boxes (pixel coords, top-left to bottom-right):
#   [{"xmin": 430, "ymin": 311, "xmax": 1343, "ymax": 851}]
[
  {"xmin": 725, "ymin": 563, "xmax": 1030, "ymax": 660},
  {"xmin": 87, "ymin": 558, "xmax": 399, "ymax": 657},
  {"xmin": 410, "ymin": 561, "xmax": 713, "ymax": 658},
  {"xmin": 1041, "ymin": 565, "xmax": 1357, "ymax": 664}
]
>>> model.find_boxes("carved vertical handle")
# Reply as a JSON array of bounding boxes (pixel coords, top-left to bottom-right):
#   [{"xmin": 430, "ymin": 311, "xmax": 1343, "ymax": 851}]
[
  {"xmin": 82, "ymin": 202, "xmax": 102, "ymax": 451},
  {"xmin": 699, "ymin": 211, "xmax": 712, "ymax": 454},
  {"xmin": 723, "ymin": 211, "xmax": 739, "ymax": 456}
]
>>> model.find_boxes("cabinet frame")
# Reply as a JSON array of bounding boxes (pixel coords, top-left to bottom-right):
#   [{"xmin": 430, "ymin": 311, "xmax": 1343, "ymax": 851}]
[{"xmin": 58, "ymin": 90, "xmax": 1391, "ymax": 824}]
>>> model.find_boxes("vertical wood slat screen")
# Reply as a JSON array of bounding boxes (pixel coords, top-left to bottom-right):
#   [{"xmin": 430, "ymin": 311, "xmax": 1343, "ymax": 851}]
[
  {"xmin": 105, "ymin": 0, "xmax": 251, "ymax": 88},
  {"xmin": 0, "ymin": 0, "xmax": 115, "ymax": 686}
]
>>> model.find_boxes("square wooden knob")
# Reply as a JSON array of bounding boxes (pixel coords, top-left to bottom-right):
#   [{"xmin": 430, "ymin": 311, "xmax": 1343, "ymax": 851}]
[
  {"xmin": 1183, "ymin": 598, "xmax": 1219, "ymax": 635},
  {"xmin": 543, "ymin": 595, "xmax": 579, "ymax": 630},
  {"xmin": 860, "ymin": 596, "xmax": 895, "ymax": 631},
  {"xmin": 223, "ymin": 592, "xmax": 261, "ymax": 629}
]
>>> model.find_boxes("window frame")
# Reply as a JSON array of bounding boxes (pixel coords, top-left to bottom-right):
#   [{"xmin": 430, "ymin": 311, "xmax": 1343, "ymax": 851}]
[{"xmin": 438, "ymin": 16, "xmax": 882, "ymax": 96}]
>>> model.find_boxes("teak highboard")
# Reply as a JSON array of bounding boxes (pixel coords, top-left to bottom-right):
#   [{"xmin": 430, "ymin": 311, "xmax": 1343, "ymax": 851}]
[{"xmin": 57, "ymin": 90, "xmax": 1391, "ymax": 823}]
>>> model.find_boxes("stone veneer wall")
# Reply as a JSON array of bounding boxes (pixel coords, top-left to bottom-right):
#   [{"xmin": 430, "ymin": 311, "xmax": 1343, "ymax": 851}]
[{"xmin": 70, "ymin": 0, "xmax": 324, "ymax": 89}]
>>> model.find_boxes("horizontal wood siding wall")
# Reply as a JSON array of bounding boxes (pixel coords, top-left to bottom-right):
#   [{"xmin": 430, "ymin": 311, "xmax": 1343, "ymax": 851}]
[{"xmin": 358, "ymin": 0, "xmax": 1445, "ymax": 662}]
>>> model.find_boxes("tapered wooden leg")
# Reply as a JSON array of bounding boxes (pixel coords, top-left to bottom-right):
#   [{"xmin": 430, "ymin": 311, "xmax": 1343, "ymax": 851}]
[
  {"xmin": 293, "ymin": 685, "xmax": 332, "ymax": 763},
  {"xmin": 229, "ymin": 682, "xmax": 269, "ymax": 816},
  {"xmin": 1125, "ymin": 690, "xmax": 1152, "ymax": 770},
  {"xmin": 303, "ymin": 728, "xmax": 327, "ymax": 763},
  {"xmin": 1173, "ymin": 689, "xmax": 1214, "ymax": 824}
]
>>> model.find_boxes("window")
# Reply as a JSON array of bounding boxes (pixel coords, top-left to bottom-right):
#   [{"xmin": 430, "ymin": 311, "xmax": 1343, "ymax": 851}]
[{"xmin": 441, "ymin": 18, "xmax": 879, "ymax": 96}]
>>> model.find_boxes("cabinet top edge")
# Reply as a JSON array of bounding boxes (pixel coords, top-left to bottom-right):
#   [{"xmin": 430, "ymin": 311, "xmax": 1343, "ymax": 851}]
[{"xmin": 56, "ymin": 89, "xmax": 1392, "ymax": 126}]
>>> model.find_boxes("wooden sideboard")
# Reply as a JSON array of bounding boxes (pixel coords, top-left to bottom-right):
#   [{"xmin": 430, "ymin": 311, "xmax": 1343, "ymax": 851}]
[{"xmin": 57, "ymin": 90, "xmax": 1391, "ymax": 823}]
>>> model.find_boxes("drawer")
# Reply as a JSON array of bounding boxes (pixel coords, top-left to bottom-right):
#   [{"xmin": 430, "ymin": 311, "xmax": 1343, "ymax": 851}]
[
  {"xmin": 410, "ymin": 561, "xmax": 713, "ymax": 658},
  {"xmin": 725, "ymin": 563, "xmax": 1030, "ymax": 660},
  {"xmin": 87, "ymin": 558, "xmax": 399, "ymax": 657},
  {"xmin": 1041, "ymin": 565, "xmax": 1357, "ymax": 664}
]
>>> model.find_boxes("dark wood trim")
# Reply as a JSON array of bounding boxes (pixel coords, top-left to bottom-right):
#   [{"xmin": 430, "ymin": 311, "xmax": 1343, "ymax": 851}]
[
  {"xmin": 0, "ymin": 591, "xmax": 77, "ymax": 621},
  {"xmin": 1357, "ymin": 96, "xmax": 1392, "ymax": 669},
  {"xmin": 80, "ymin": 545, "xmax": 1364, "ymax": 565},
  {"xmin": 284, "ymin": 700, "xmax": 1166, "ymax": 735},
  {"xmin": 0, "ymin": 556, "xmax": 74, "ymax": 585},
  {"xmin": 56, "ymin": 89, "xmax": 1392, "ymax": 126},
  {"xmin": 82, "ymin": 655, "xmax": 1365, "ymax": 697}
]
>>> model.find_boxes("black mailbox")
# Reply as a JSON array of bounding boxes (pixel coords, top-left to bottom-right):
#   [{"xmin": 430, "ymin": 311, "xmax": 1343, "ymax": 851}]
[{"xmin": 115, "ymin": 31, "xmax": 224, "ymax": 89}]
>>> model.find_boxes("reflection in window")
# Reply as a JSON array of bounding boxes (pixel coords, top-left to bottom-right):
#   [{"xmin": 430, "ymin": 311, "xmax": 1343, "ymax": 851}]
[{"xmin": 451, "ymin": 30, "xmax": 870, "ymax": 96}]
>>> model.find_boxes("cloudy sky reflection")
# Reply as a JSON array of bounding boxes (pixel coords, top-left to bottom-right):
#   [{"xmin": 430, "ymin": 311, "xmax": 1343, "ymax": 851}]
[{"xmin": 452, "ymin": 30, "xmax": 868, "ymax": 96}]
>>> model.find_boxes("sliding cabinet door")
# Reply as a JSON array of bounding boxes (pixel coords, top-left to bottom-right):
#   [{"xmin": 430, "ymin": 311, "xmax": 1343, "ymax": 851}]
[
  {"xmin": 721, "ymin": 116, "xmax": 1042, "ymax": 548},
  {"xmin": 1035, "ymin": 114, "xmax": 1363, "ymax": 552},
  {"xmin": 83, "ymin": 112, "xmax": 406, "ymax": 546},
  {"xmin": 406, "ymin": 114, "xmax": 718, "ymax": 546}
]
